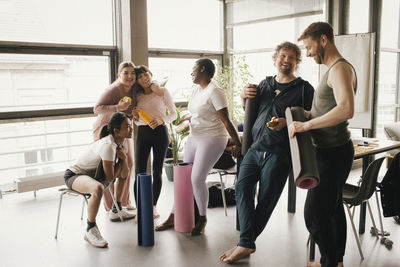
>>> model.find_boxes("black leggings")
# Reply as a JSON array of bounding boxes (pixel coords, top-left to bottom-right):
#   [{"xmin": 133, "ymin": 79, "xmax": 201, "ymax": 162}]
[
  {"xmin": 134, "ymin": 125, "xmax": 169, "ymax": 206},
  {"xmin": 304, "ymin": 140, "xmax": 354, "ymax": 267}
]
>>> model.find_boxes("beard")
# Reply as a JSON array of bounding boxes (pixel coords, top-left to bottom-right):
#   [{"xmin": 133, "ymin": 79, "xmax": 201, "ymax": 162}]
[
  {"xmin": 279, "ymin": 64, "xmax": 293, "ymax": 75},
  {"xmin": 315, "ymin": 42, "xmax": 325, "ymax": 64}
]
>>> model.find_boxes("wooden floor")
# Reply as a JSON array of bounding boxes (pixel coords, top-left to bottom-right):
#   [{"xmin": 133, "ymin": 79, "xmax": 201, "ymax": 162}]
[{"xmin": 0, "ymin": 168, "xmax": 399, "ymax": 267}]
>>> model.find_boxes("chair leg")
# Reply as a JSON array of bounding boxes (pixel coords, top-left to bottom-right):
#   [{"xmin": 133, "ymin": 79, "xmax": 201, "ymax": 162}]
[
  {"xmin": 55, "ymin": 191, "xmax": 67, "ymax": 239},
  {"xmin": 344, "ymin": 203, "xmax": 364, "ymax": 260},
  {"xmin": 80, "ymin": 196, "xmax": 87, "ymax": 220},
  {"xmin": 374, "ymin": 192, "xmax": 387, "ymax": 237},
  {"xmin": 366, "ymin": 200, "xmax": 379, "ymax": 239},
  {"xmin": 218, "ymin": 172, "xmax": 227, "ymax": 216},
  {"xmin": 108, "ymin": 187, "xmax": 123, "ymax": 222}
]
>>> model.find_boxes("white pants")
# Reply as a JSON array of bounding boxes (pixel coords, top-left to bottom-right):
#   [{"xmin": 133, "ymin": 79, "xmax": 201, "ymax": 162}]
[{"xmin": 183, "ymin": 135, "xmax": 228, "ymax": 216}]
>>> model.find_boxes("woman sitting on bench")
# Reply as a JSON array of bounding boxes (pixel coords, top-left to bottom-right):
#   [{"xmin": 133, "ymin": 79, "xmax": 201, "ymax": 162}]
[{"xmin": 64, "ymin": 112, "xmax": 135, "ymax": 248}]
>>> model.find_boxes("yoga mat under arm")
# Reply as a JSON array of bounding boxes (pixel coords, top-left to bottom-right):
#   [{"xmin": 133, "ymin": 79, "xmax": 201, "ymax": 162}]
[
  {"xmin": 242, "ymin": 88, "xmax": 259, "ymax": 156},
  {"xmin": 285, "ymin": 106, "xmax": 320, "ymax": 189}
]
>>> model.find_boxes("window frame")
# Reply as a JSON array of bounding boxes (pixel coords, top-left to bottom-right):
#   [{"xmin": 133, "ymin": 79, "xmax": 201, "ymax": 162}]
[{"xmin": 0, "ymin": 40, "xmax": 118, "ymax": 124}]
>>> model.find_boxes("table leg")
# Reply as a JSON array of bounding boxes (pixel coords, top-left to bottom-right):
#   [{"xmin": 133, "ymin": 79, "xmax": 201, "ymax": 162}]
[{"xmin": 358, "ymin": 156, "xmax": 370, "ymax": 234}]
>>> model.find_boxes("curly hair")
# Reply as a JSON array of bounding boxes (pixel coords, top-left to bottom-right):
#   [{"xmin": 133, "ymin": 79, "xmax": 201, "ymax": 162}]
[{"xmin": 272, "ymin": 41, "xmax": 302, "ymax": 65}]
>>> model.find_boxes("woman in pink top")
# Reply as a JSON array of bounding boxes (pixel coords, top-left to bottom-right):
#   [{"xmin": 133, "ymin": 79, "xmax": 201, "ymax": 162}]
[
  {"xmin": 93, "ymin": 61, "xmax": 164, "ymax": 212},
  {"xmin": 133, "ymin": 65, "xmax": 177, "ymax": 218}
]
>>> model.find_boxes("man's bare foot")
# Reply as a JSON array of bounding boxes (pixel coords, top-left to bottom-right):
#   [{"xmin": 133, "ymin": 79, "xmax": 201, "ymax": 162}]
[
  {"xmin": 307, "ymin": 262, "xmax": 321, "ymax": 267},
  {"xmin": 153, "ymin": 206, "xmax": 160, "ymax": 219},
  {"xmin": 155, "ymin": 213, "xmax": 174, "ymax": 231},
  {"xmin": 337, "ymin": 262, "xmax": 344, "ymax": 267},
  {"xmin": 219, "ymin": 246, "xmax": 237, "ymax": 261},
  {"xmin": 222, "ymin": 246, "xmax": 255, "ymax": 263}
]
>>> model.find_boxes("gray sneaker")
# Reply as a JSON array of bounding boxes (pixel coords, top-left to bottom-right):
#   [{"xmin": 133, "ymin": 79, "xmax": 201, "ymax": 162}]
[
  {"xmin": 84, "ymin": 226, "xmax": 108, "ymax": 248},
  {"xmin": 109, "ymin": 209, "xmax": 136, "ymax": 222}
]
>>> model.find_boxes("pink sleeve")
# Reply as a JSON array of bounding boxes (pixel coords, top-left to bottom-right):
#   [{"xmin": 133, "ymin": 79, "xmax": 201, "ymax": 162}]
[
  {"xmin": 163, "ymin": 89, "xmax": 177, "ymax": 124},
  {"xmin": 93, "ymin": 83, "xmax": 120, "ymax": 115}
]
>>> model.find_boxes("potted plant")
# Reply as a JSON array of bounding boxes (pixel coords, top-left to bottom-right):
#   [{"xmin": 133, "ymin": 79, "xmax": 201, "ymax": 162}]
[
  {"xmin": 164, "ymin": 108, "xmax": 190, "ymax": 181},
  {"xmin": 214, "ymin": 55, "xmax": 253, "ymax": 125}
]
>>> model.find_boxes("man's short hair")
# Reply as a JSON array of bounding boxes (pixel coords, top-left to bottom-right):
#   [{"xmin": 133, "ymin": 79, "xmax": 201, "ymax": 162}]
[
  {"xmin": 298, "ymin": 22, "xmax": 334, "ymax": 43},
  {"xmin": 272, "ymin": 41, "xmax": 302, "ymax": 65}
]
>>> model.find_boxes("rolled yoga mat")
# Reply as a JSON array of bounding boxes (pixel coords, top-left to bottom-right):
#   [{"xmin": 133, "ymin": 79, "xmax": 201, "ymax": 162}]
[
  {"xmin": 285, "ymin": 106, "xmax": 320, "ymax": 189},
  {"xmin": 174, "ymin": 162, "xmax": 194, "ymax": 233},
  {"xmin": 241, "ymin": 85, "xmax": 259, "ymax": 156},
  {"xmin": 136, "ymin": 173, "xmax": 154, "ymax": 246}
]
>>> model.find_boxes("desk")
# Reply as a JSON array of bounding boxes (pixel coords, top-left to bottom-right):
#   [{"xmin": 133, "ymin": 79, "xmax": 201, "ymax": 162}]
[{"xmin": 287, "ymin": 138, "xmax": 400, "ymax": 234}]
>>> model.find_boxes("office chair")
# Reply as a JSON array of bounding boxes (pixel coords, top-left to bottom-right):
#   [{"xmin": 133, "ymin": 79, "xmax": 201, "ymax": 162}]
[{"xmin": 342, "ymin": 157, "xmax": 386, "ymax": 260}]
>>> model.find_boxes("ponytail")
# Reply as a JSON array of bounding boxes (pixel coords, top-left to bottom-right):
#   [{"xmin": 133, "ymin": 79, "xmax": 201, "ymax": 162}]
[
  {"xmin": 99, "ymin": 124, "xmax": 109, "ymax": 139},
  {"xmin": 105, "ymin": 112, "xmax": 129, "ymax": 138}
]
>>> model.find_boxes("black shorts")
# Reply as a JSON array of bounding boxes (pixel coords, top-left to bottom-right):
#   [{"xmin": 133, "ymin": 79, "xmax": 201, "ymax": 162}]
[
  {"xmin": 64, "ymin": 169, "xmax": 80, "ymax": 189},
  {"xmin": 64, "ymin": 166, "xmax": 111, "ymax": 190}
]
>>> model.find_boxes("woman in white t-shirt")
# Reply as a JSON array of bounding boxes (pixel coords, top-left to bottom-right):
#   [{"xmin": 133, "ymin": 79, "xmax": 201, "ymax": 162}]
[
  {"xmin": 156, "ymin": 58, "xmax": 242, "ymax": 235},
  {"xmin": 64, "ymin": 112, "xmax": 135, "ymax": 248}
]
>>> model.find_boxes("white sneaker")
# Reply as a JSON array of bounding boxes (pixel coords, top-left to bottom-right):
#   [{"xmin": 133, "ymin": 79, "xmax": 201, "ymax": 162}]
[
  {"xmin": 124, "ymin": 204, "xmax": 136, "ymax": 211},
  {"xmin": 84, "ymin": 226, "xmax": 108, "ymax": 248},
  {"xmin": 109, "ymin": 209, "xmax": 136, "ymax": 222}
]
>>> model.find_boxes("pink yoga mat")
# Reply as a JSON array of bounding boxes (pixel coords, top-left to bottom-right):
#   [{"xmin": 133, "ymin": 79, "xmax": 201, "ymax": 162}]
[{"xmin": 174, "ymin": 162, "xmax": 194, "ymax": 233}]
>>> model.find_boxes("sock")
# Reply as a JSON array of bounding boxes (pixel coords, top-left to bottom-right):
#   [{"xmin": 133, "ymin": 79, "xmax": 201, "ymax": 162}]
[
  {"xmin": 87, "ymin": 220, "xmax": 96, "ymax": 232},
  {"xmin": 112, "ymin": 201, "xmax": 122, "ymax": 213}
]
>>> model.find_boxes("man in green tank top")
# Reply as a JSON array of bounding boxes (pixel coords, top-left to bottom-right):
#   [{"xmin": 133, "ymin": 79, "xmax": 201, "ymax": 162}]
[{"xmin": 288, "ymin": 22, "xmax": 357, "ymax": 267}]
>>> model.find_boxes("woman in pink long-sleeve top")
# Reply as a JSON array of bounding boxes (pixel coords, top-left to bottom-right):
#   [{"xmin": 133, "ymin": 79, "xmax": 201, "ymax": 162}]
[
  {"xmin": 133, "ymin": 65, "xmax": 177, "ymax": 218},
  {"xmin": 93, "ymin": 61, "xmax": 136, "ymax": 213},
  {"xmin": 93, "ymin": 61, "xmax": 164, "ymax": 214}
]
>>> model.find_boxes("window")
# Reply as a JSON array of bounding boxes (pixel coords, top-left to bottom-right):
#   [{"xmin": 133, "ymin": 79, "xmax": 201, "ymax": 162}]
[
  {"xmin": 348, "ymin": 0, "xmax": 370, "ymax": 34},
  {"xmin": 147, "ymin": 0, "xmax": 222, "ymax": 51},
  {"xmin": 149, "ymin": 57, "xmax": 220, "ymax": 102},
  {"xmin": 0, "ymin": 0, "xmax": 114, "ymax": 45},
  {"xmin": 0, "ymin": 54, "xmax": 110, "ymax": 112},
  {"xmin": 0, "ymin": 117, "xmax": 95, "ymax": 184},
  {"xmin": 376, "ymin": 0, "xmax": 400, "ymax": 138},
  {"xmin": 380, "ymin": 0, "xmax": 400, "ymax": 49}
]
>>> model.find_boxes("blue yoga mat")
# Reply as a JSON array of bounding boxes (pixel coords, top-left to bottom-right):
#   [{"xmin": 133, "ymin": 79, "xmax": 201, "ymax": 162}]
[{"xmin": 136, "ymin": 173, "xmax": 154, "ymax": 246}]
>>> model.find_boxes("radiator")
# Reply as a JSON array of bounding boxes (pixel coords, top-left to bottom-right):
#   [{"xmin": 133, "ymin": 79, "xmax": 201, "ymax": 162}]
[{"xmin": 14, "ymin": 171, "xmax": 65, "ymax": 193}]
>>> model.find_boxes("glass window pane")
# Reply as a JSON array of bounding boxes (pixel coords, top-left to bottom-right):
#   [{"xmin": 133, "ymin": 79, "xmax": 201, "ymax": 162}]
[
  {"xmin": 381, "ymin": 0, "xmax": 400, "ymax": 48},
  {"xmin": 0, "ymin": 0, "xmax": 114, "ymax": 45},
  {"xmin": 376, "ymin": 52, "xmax": 398, "ymax": 138},
  {"xmin": 348, "ymin": 0, "xmax": 370, "ymax": 34},
  {"xmin": 237, "ymin": 50, "xmax": 319, "ymax": 90},
  {"xmin": 147, "ymin": 0, "xmax": 222, "ymax": 51},
  {"xmin": 149, "ymin": 57, "xmax": 220, "ymax": 102},
  {"xmin": 233, "ymin": 14, "xmax": 324, "ymax": 51},
  {"xmin": 0, "ymin": 117, "xmax": 96, "ymax": 184},
  {"xmin": 0, "ymin": 54, "xmax": 110, "ymax": 112},
  {"xmin": 227, "ymin": 0, "xmax": 324, "ymax": 25}
]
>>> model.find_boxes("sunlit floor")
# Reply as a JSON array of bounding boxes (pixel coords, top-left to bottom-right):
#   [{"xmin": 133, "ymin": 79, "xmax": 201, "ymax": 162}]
[{"xmin": 1, "ymin": 167, "xmax": 399, "ymax": 267}]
